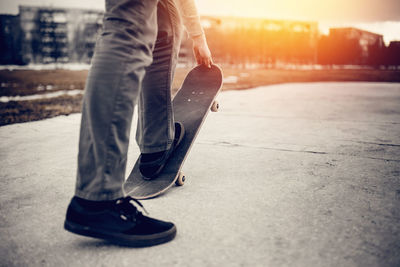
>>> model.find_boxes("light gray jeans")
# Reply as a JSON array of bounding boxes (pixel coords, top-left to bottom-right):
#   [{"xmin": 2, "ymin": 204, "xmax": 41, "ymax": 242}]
[{"xmin": 75, "ymin": 0, "xmax": 183, "ymax": 201}]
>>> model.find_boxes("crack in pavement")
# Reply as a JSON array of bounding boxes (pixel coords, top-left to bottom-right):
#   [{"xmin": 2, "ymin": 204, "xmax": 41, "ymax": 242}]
[
  {"xmin": 197, "ymin": 141, "xmax": 327, "ymax": 155},
  {"xmin": 340, "ymin": 140, "xmax": 400, "ymax": 147},
  {"xmin": 219, "ymin": 113, "xmax": 400, "ymax": 125},
  {"xmin": 197, "ymin": 141, "xmax": 400, "ymax": 162}
]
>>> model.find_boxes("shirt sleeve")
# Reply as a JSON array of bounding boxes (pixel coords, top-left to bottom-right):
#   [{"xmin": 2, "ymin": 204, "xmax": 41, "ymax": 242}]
[{"xmin": 175, "ymin": 0, "xmax": 204, "ymax": 39}]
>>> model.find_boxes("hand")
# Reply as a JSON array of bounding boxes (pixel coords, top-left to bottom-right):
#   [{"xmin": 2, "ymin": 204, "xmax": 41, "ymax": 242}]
[{"xmin": 192, "ymin": 35, "xmax": 213, "ymax": 68}]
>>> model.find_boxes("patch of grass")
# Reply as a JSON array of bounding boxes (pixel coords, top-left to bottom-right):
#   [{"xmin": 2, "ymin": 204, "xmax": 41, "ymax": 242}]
[
  {"xmin": 0, "ymin": 69, "xmax": 87, "ymax": 96},
  {"xmin": 1, "ymin": 67, "xmax": 399, "ymax": 126},
  {"xmin": 0, "ymin": 95, "xmax": 82, "ymax": 126}
]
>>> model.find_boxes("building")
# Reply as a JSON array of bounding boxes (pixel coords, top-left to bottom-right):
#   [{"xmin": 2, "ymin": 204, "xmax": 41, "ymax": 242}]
[
  {"xmin": 0, "ymin": 5, "xmax": 194, "ymax": 65},
  {"xmin": 18, "ymin": 6, "xmax": 103, "ymax": 64},
  {"xmin": 200, "ymin": 16, "xmax": 319, "ymax": 66},
  {"xmin": 385, "ymin": 41, "xmax": 400, "ymax": 66},
  {"xmin": 0, "ymin": 14, "xmax": 21, "ymax": 64},
  {"xmin": 1, "ymin": 6, "xmax": 397, "ymax": 67},
  {"xmin": 318, "ymin": 27, "xmax": 385, "ymax": 65}
]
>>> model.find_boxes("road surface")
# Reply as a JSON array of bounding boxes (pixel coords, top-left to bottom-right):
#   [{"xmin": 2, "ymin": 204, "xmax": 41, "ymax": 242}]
[{"xmin": 1, "ymin": 82, "xmax": 399, "ymax": 266}]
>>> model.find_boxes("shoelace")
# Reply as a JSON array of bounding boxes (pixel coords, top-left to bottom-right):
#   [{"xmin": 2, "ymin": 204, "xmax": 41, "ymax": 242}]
[{"xmin": 115, "ymin": 196, "xmax": 149, "ymax": 222}]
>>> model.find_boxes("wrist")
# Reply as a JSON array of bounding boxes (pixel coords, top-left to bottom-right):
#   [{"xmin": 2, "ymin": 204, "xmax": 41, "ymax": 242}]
[{"xmin": 191, "ymin": 33, "xmax": 206, "ymax": 43}]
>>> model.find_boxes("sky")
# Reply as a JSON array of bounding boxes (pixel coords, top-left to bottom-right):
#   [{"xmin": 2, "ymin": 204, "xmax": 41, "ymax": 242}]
[{"xmin": 0, "ymin": 0, "xmax": 399, "ymax": 43}]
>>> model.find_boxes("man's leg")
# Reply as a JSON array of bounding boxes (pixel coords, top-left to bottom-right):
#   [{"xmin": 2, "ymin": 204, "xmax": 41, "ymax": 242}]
[
  {"xmin": 65, "ymin": 0, "xmax": 177, "ymax": 247},
  {"xmin": 136, "ymin": 0, "xmax": 183, "ymax": 177},
  {"xmin": 75, "ymin": 0, "xmax": 158, "ymax": 201}
]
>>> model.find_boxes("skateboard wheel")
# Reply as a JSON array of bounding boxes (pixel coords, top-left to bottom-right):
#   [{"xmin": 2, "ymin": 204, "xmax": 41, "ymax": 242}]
[
  {"xmin": 175, "ymin": 172, "xmax": 185, "ymax": 186},
  {"xmin": 211, "ymin": 100, "xmax": 219, "ymax": 112}
]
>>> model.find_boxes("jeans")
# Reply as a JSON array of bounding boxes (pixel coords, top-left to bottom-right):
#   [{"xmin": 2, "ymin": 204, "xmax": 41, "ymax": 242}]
[{"xmin": 75, "ymin": 0, "xmax": 183, "ymax": 201}]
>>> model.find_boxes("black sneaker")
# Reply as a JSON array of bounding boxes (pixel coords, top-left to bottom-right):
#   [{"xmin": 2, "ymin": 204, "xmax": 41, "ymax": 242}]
[
  {"xmin": 139, "ymin": 122, "xmax": 185, "ymax": 179},
  {"xmin": 64, "ymin": 196, "xmax": 176, "ymax": 247}
]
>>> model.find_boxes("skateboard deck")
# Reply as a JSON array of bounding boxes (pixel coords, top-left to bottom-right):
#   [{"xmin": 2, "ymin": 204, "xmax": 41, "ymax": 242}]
[{"xmin": 124, "ymin": 64, "xmax": 223, "ymax": 199}]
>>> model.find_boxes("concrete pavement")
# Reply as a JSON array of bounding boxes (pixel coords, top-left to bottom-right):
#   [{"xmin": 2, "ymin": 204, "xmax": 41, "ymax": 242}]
[{"xmin": 1, "ymin": 82, "xmax": 399, "ymax": 266}]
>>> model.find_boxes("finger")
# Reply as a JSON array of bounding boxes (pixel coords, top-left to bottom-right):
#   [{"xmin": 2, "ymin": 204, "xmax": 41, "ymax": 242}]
[
  {"xmin": 201, "ymin": 59, "xmax": 206, "ymax": 67},
  {"xmin": 194, "ymin": 49, "xmax": 201, "ymax": 65},
  {"xmin": 197, "ymin": 52, "xmax": 202, "ymax": 65},
  {"xmin": 207, "ymin": 56, "xmax": 213, "ymax": 68}
]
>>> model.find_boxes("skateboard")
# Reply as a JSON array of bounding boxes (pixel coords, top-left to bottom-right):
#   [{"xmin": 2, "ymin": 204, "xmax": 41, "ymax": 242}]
[{"xmin": 123, "ymin": 64, "xmax": 223, "ymax": 199}]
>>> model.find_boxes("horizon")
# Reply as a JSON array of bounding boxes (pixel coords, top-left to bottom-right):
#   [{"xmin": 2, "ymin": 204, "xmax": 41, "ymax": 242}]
[{"xmin": 0, "ymin": 0, "xmax": 399, "ymax": 44}]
